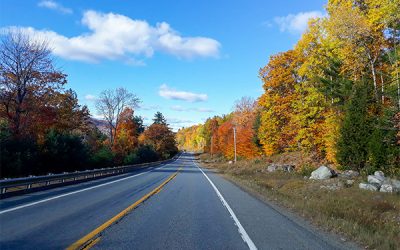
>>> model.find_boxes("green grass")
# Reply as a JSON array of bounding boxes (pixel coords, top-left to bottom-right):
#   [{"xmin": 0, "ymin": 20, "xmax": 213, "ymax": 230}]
[{"xmin": 199, "ymin": 153, "xmax": 400, "ymax": 250}]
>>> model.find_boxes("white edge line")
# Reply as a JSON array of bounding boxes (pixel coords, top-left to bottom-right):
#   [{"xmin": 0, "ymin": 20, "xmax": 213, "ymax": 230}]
[
  {"xmin": 193, "ymin": 159, "xmax": 257, "ymax": 250},
  {"xmin": 0, "ymin": 155, "xmax": 181, "ymax": 215}
]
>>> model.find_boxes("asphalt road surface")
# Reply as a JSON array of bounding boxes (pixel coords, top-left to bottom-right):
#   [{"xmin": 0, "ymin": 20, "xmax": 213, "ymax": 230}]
[{"xmin": 0, "ymin": 153, "xmax": 354, "ymax": 250}]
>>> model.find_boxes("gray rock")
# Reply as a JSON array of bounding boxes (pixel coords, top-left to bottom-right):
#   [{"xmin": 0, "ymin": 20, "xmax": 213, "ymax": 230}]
[
  {"xmin": 359, "ymin": 183, "xmax": 379, "ymax": 191},
  {"xmin": 340, "ymin": 170, "xmax": 359, "ymax": 179},
  {"xmin": 367, "ymin": 175, "xmax": 385, "ymax": 186},
  {"xmin": 320, "ymin": 181, "xmax": 343, "ymax": 191},
  {"xmin": 391, "ymin": 179, "xmax": 400, "ymax": 191},
  {"xmin": 380, "ymin": 184, "xmax": 394, "ymax": 193},
  {"xmin": 310, "ymin": 166, "xmax": 335, "ymax": 180},
  {"xmin": 267, "ymin": 164, "xmax": 295, "ymax": 173},
  {"xmin": 345, "ymin": 180, "xmax": 355, "ymax": 187},
  {"xmin": 267, "ymin": 164, "xmax": 278, "ymax": 172},
  {"xmin": 281, "ymin": 164, "xmax": 295, "ymax": 172},
  {"xmin": 374, "ymin": 171, "xmax": 385, "ymax": 178}
]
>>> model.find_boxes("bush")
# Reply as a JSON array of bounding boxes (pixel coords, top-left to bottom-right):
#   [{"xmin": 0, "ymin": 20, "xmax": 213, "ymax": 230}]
[
  {"xmin": 40, "ymin": 130, "xmax": 90, "ymax": 174},
  {"xmin": 136, "ymin": 145, "xmax": 159, "ymax": 163},
  {"xmin": 0, "ymin": 135, "xmax": 39, "ymax": 178},
  {"xmin": 123, "ymin": 152, "xmax": 140, "ymax": 165},
  {"xmin": 90, "ymin": 146, "xmax": 115, "ymax": 168}
]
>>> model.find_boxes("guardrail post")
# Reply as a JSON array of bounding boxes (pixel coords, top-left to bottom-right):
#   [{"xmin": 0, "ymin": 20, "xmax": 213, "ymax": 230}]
[
  {"xmin": 1, "ymin": 187, "xmax": 6, "ymax": 194},
  {"xmin": 27, "ymin": 184, "xmax": 32, "ymax": 189}
]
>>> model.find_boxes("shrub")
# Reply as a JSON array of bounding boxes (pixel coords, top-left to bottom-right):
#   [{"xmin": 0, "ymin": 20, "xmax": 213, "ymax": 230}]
[
  {"xmin": 123, "ymin": 152, "xmax": 140, "ymax": 165},
  {"xmin": 136, "ymin": 145, "xmax": 159, "ymax": 163},
  {"xmin": 40, "ymin": 130, "xmax": 90, "ymax": 174},
  {"xmin": 90, "ymin": 146, "xmax": 115, "ymax": 168}
]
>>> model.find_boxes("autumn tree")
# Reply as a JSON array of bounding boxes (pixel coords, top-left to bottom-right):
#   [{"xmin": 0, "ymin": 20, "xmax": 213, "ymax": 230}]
[
  {"xmin": 113, "ymin": 107, "xmax": 138, "ymax": 164},
  {"xmin": 0, "ymin": 30, "xmax": 67, "ymax": 136},
  {"xmin": 96, "ymin": 87, "xmax": 140, "ymax": 147},
  {"xmin": 258, "ymin": 50, "xmax": 300, "ymax": 155},
  {"xmin": 232, "ymin": 97, "xmax": 259, "ymax": 158},
  {"xmin": 140, "ymin": 122, "xmax": 177, "ymax": 159}
]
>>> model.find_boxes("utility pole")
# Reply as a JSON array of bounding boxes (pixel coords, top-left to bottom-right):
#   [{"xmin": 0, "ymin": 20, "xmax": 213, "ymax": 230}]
[
  {"xmin": 210, "ymin": 135, "xmax": 213, "ymax": 157},
  {"xmin": 233, "ymin": 126, "xmax": 237, "ymax": 163}
]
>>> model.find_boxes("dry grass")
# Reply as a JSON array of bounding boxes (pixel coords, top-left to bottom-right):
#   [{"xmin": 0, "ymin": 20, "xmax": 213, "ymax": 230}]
[{"xmin": 198, "ymin": 153, "xmax": 400, "ymax": 250}]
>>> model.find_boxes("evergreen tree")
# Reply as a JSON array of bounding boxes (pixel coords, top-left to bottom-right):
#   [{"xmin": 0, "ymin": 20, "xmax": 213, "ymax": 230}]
[
  {"xmin": 153, "ymin": 111, "xmax": 168, "ymax": 125},
  {"xmin": 133, "ymin": 116, "xmax": 145, "ymax": 134},
  {"xmin": 336, "ymin": 82, "xmax": 371, "ymax": 171}
]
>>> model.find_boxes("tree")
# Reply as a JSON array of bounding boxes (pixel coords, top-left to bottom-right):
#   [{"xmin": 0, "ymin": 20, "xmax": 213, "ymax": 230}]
[
  {"xmin": 95, "ymin": 87, "xmax": 140, "ymax": 147},
  {"xmin": 139, "ymin": 123, "xmax": 177, "ymax": 159},
  {"xmin": 133, "ymin": 115, "xmax": 145, "ymax": 134},
  {"xmin": 232, "ymin": 97, "xmax": 259, "ymax": 158},
  {"xmin": 258, "ymin": 50, "xmax": 300, "ymax": 155},
  {"xmin": 153, "ymin": 111, "xmax": 167, "ymax": 125},
  {"xmin": 113, "ymin": 107, "xmax": 138, "ymax": 164},
  {"xmin": 336, "ymin": 82, "xmax": 371, "ymax": 170},
  {"xmin": 0, "ymin": 30, "xmax": 67, "ymax": 136}
]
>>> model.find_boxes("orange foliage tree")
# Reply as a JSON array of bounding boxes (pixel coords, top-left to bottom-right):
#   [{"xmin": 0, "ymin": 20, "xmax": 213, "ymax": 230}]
[{"xmin": 113, "ymin": 107, "xmax": 138, "ymax": 163}]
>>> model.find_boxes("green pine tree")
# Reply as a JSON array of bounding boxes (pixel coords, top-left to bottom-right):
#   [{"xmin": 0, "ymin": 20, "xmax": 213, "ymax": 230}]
[{"xmin": 336, "ymin": 82, "xmax": 371, "ymax": 171}]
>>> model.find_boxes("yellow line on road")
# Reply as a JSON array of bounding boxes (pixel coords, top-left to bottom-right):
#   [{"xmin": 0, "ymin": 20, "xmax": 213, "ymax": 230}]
[{"xmin": 67, "ymin": 168, "xmax": 182, "ymax": 250}]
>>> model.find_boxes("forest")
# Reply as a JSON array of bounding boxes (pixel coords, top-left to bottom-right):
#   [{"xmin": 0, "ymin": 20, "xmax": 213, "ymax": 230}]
[
  {"xmin": 177, "ymin": 0, "xmax": 400, "ymax": 175},
  {"xmin": 0, "ymin": 32, "xmax": 178, "ymax": 178}
]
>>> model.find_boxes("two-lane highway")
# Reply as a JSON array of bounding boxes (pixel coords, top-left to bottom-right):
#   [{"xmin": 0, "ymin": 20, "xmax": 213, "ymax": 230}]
[{"xmin": 0, "ymin": 153, "xmax": 353, "ymax": 249}]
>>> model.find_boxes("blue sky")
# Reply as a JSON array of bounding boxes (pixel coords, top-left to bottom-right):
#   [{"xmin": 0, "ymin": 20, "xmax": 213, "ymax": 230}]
[{"xmin": 0, "ymin": 0, "xmax": 327, "ymax": 130}]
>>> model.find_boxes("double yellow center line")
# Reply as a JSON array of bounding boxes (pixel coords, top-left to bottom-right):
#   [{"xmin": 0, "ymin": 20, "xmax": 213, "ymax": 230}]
[{"xmin": 67, "ymin": 167, "xmax": 182, "ymax": 250}]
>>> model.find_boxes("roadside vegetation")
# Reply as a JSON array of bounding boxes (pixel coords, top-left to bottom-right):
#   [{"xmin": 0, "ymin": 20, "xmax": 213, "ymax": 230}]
[
  {"xmin": 177, "ymin": 0, "xmax": 399, "ymax": 177},
  {"xmin": 177, "ymin": 1, "xmax": 400, "ymax": 248},
  {"xmin": 0, "ymin": 31, "xmax": 177, "ymax": 178},
  {"xmin": 199, "ymin": 153, "xmax": 400, "ymax": 250}
]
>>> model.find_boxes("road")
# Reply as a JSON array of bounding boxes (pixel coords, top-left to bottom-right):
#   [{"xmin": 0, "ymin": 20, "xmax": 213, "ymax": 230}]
[{"xmin": 0, "ymin": 153, "xmax": 352, "ymax": 250}]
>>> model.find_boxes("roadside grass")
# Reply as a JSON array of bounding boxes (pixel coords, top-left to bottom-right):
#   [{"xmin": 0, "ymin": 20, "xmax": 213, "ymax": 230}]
[{"xmin": 198, "ymin": 154, "xmax": 400, "ymax": 250}]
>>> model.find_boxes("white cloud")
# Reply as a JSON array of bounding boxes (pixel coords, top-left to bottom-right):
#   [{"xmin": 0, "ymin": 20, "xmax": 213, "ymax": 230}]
[
  {"xmin": 138, "ymin": 104, "xmax": 161, "ymax": 111},
  {"xmin": 274, "ymin": 11, "xmax": 324, "ymax": 34},
  {"xmin": 170, "ymin": 105, "xmax": 214, "ymax": 112},
  {"xmin": 168, "ymin": 118, "xmax": 194, "ymax": 124},
  {"xmin": 84, "ymin": 94, "xmax": 97, "ymax": 101},
  {"xmin": 195, "ymin": 108, "xmax": 214, "ymax": 113},
  {"xmin": 159, "ymin": 84, "xmax": 207, "ymax": 102},
  {"xmin": 38, "ymin": 0, "xmax": 72, "ymax": 14},
  {"xmin": 5, "ymin": 10, "xmax": 220, "ymax": 63}
]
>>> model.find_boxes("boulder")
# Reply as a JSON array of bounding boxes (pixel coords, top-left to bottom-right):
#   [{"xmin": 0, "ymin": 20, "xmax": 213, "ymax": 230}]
[
  {"xmin": 359, "ymin": 183, "xmax": 379, "ymax": 191},
  {"xmin": 228, "ymin": 161, "xmax": 233, "ymax": 164},
  {"xmin": 367, "ymin": 175, "xmax": 385, "ymax": 186},
  {"xmin": 380, "ymin": 184, "xmax": 394, "ymax": 193},
  {"xmin": 374, "ymin": 171, "xmax": 385, "ymax": 178},
  {"xmin": 310, "ymin": 166, "xmax": 335, "ymax": 180}
]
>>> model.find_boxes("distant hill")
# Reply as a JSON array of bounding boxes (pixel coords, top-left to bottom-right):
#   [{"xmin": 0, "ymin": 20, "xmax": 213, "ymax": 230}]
[{"xmin": 90, "ymin": 118, "xmax": 109, "ymax": 135}]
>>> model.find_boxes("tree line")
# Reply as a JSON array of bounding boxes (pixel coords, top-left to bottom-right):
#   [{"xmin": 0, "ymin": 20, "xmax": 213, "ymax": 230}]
[
  {"xmin": 177, "ymin": 0, "xmax": 400, "ymax": 175},
  {"xmin": 0, "ymin": 31, "xmax": 177, "ymax": 178}
]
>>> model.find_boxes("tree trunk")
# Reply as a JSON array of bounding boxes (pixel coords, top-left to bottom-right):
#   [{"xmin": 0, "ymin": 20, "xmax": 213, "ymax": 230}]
[{"xmin": 369, "ymin": 58, "xmax": 379, "ymax": 102}]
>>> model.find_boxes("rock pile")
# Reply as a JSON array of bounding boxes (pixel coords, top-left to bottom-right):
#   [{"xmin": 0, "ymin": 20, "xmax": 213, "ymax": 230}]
[
  {"xmin": 359, "ymin": 171, "xmax": 400, "ymax": 193},
  {"xmin": 266, "ymin": 164, "xmax": 295, "ymax": 173}
]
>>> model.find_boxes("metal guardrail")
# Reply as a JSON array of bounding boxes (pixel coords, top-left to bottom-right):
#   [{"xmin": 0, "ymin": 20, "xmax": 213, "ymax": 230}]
[{"xmin": 0, "ymin": 153, "xmax": 181, "ymax": 196}]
